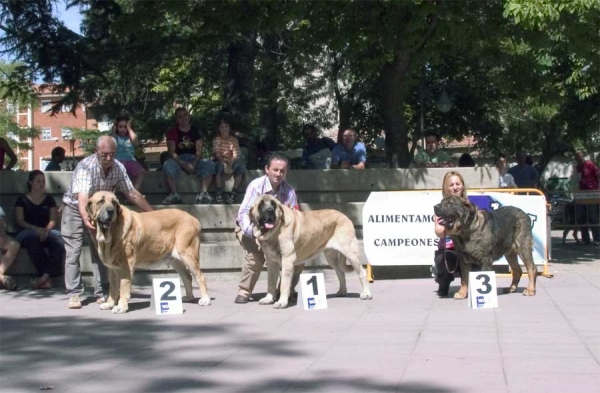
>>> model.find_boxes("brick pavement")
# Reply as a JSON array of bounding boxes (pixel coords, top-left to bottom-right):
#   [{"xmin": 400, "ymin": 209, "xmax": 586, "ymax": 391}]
[{"xmin": 1, "ymin": 234, "xmax": 598, "ymax": 393}]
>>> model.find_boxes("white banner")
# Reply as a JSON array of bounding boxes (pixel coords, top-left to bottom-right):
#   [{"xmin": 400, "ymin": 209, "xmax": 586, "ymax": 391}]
[{"xmin": 363, "ymin": 191, "xmax": 547, "ymax": 266}]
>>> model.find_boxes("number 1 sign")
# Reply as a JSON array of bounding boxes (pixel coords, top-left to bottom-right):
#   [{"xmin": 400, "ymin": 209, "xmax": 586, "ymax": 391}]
[
  {"xmin": 299, "ymin": 273, "xmax": 328, "ymax": 310},
  {"xmin": 153, "ymin": 278, "xmax": 184, "ymax": 315}
]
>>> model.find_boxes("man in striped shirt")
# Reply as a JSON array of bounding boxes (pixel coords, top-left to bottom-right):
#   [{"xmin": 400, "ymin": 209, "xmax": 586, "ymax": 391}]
[
  {"xmin": 62, "ymin": 135, "xmax": 153, "ymax": 310},
  {"xmin": 234, "ymin": 153, "xmax": 299, "ymax": 304}
]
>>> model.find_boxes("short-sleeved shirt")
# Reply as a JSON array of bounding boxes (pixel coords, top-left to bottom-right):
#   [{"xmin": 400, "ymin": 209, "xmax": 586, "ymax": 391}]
[
  {"xmin": 331, "ymin": 142, "xmax": 367, "ymax": 166},
  {"xmin": 508, "ymin": 164, "xmax": 538, "ymax": 188},
  {"xmin": 15, "ymin": 195, "xmax": 56, "ymax": 228},
  {"xmin": 166, "ymin": 126, "xmax": 204, "ymax": 156},
  {"xmin": 44, "ymin": 160, "xmax": 61, "ymax": 171},
  {"xmin": 237, "ymin": 175, "xmax": 298, "ymax": 238},
  {"xmin": 499, "ymin": 173, "xmax": 517, "ymax": 188},
  {"xmin": 414, "ymin": 149, "xmax": 452, "ymax": 166},
  {"xmin": 212, "ymin": 135, "xmax": 241, "ymax": 161},
  {"xmin": 115, "ymin": 134, "xmax": 136, "ymax": 161},
  {"xmin": 62, "ymin": 154, "xmax": 133, "ymax": 208},
  {"xmin": 302, "ymin": 137, "xmax": 336, "ymax": 167},
  {"xmin": 578, "ymin": 160, "xmax": 600, "ymax": 191}
]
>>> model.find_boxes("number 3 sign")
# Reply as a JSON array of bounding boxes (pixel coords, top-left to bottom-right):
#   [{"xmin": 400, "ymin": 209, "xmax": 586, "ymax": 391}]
[
  {"xmin": 153, "ymin": 278, "xmax": 183, "ymax": 315},
  {"xmin": 299, "ymin": 273, "xmax": 328, "ymax": 310},
  {"xmin": 468, "ymin": 271, "xmax": 498, "ymax": 309}
]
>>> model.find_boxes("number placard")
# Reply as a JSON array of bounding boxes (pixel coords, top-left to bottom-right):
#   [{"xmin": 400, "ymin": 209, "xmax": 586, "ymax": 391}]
[
  {"xmin": 152, "ymin": 278, "xmax": 183, "ymax": 315},
  {"xmin": 468, "ymin": 271, "xmax": 498, "ymax": 309},
  {"xmin": 299, "ymin": 273, "xmax": 328, "ymax": 310}
]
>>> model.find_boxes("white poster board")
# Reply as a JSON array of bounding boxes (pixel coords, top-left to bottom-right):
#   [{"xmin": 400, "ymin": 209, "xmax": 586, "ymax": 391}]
[{"xmin": 363, "ymin": 191, "xmax": 547, "ymax": 266}]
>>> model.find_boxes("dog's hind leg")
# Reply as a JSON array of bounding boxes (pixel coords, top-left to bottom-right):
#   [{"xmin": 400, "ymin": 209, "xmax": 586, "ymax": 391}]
[
  {"xmin": 504, "ymin": 251, "xmax": 523, "ymax": 294},
  {"xmin": 324, "ymin": 249, "xmax": 347, "ymax": 297},
  {"xmin": 170, "ymin": 258, "xmax": 194, "ymax": 302},
  {"xmin": 335, "ymin": 238, "xmax": 372, "ymax": 300},
  {"xmin": 176, "ymin": 242, "xmax": 211, "ymax": 306},
  {"xmin": 517, "ymin": 244, "xmax": 537, "ymax": 297}
]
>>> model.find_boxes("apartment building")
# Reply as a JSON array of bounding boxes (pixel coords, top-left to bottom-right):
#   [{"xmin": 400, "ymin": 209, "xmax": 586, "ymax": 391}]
[{"xmin": 13, "ymin": 85, "xmax": 103, "ymax": 170}]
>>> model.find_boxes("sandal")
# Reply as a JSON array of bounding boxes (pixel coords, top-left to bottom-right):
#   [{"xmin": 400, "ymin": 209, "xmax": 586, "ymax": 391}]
[{"xmin": 0, "ymin": 275, "xmax": 17, "ymax": 291}]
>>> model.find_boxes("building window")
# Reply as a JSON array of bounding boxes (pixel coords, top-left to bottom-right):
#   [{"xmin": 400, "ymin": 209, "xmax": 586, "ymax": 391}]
[
  {"xmin": 41, "ymin": 100, "xmax": 52, "ymax": 113},
  {"xmin": 41, "ymin": 128, "xmax": 52, "ymax": 141},
  {"xmin": 61, "ymin": 104, "xmax": 73, "ymax": 113},
  {"xmin": 61, "ymin": 128, "xmax": 73, "ymax": 140},
  {"xmin": 6, "ymin": 102, "xmax": 16, "ymax": 114}
]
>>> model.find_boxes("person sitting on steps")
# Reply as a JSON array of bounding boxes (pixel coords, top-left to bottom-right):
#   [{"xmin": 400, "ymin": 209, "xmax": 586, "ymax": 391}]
[{"xmin": 212, "ymin": 117, "xmax": 246, "ymax": 204}]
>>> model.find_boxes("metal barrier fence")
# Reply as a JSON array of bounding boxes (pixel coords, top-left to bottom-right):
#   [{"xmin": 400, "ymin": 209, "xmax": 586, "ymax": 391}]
[{"xmin": 548, "ymin": 190, "xmax": 600, "ymax": 245}]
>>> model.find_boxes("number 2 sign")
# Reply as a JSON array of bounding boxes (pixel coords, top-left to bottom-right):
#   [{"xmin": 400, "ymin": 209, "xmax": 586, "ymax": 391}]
[
  {"xmin": 299, "ymin": 273, "xmax": 328, "ymax": 310},
  {"xmin": 153, "ymin": 278, "xmax": 183, "ymax": 315}
]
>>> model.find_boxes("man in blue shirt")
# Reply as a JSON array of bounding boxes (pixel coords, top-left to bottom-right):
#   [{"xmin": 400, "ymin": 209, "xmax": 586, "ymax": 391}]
[
  {"xmin": 508, "ymin": 151, "xmax": 538, "ymax": 188},
  {"xmin": 45, "ymin": 147, "xmax": 65, "ymax": 171},
  {"xmin": 331, "ymin": 128, "xmax": 367, "ymax": 169},
  {"xmin": 300, "ymin": 124, "xmax": 336, "ymax": 169}
]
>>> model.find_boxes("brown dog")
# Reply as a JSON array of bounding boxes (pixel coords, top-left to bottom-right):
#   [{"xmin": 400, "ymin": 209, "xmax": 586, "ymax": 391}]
[
  {"xmin": 87, "ymin": 191, "xmax": 211, "ymax": 313},
  {"xmin": 250, "ymin": 194, "xmax": 372, "ymax": 309},
  {"xmin": 434, "ymin": 196, "xmax": 537, "ymax": 299}
]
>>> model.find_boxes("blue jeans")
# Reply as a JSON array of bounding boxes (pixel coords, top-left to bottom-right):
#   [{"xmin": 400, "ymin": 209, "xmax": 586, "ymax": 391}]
[
  {"xmin": 162, "ymin": 154, "xmax": 215, "ymax": 180},
  {"xmin": 215, "ymin": 157, "xmax": 246, "ymax": 177},
  {"xmin": 16, "ymin": 229, "xmax": 65, "ymax": 277}
]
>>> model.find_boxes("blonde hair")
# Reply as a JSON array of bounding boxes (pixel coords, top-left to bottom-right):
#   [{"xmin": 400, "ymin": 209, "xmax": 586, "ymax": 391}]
[{"xmin": 441, "ymin": 171, "xmax": 468, "ymax": 199}]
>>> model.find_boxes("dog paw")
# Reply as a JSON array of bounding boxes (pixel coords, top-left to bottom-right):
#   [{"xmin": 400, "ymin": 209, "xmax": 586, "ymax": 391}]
[
  {"xmin": 335, "ymin": 289, "xmax": 347, "ymax": 297},
  {"xmin": 360, "ymin": 291, "xmax": 372, "ymax": 300},
  {"xmin": 111, "ymin": 305, "xmax": 128, "ymax": 314},
  {"xmin": 503, "ymin": 286, "xmax": 518, "ymax": 294},
  {"xmin": 273, "ymin": 301, "xmax": 288, "ymax": 309},
  {"xmin": 522, "ymin": 289, "xmax": 536, "ymax": 296},
  {"xmin": 258, "ymin": 294, "xmax": 275, "ymax": 305},
  {"xmin": 99, "ymin": 302, "xmax": 115, "ymax": 310},
  {"xmin": 198, "ymin": 297, "xmax": 211, "ymax": 306},
  {"xmin": 453, "ymin": 292, "xmax": 467, "ymax": 299}
]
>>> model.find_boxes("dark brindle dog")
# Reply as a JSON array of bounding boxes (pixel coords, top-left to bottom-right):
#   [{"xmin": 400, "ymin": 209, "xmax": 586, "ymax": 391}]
[{"xmin": 433, "ymin": 196, "xmax": 537, "ymax": 299}]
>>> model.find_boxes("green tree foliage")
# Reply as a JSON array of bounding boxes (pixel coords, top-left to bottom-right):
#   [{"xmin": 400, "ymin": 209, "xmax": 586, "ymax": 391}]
[{"xmin": 0, "ymin": 0, "xmax": 597, "ymax": 171}]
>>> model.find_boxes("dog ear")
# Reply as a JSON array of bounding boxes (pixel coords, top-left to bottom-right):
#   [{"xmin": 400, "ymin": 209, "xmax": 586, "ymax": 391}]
[
  {"xmin": 86, "ymin": 199, "xmax": 94, "ymax": 217},
  {"xmin": 113, "ymin": 197, "xmax": 121, "ymax": 216},
  {"xmin": 463, "ymin": 199, "xmax": 477, "ymax": 222},
  {"xmin": 278, "ymin": 202, "xmax": 286, "ymax": 225}
]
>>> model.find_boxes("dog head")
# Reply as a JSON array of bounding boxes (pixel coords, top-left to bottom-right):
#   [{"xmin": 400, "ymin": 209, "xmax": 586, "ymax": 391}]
[
  {"xmin": 87, "ymin": 191, "xmax": 121, "ymax": 242},
  {"xmin": 433, "ymin": 196, "xmax": 477, "ymax": 236},
  {"xmin": 249, "ymin": 194, "xmax": 285, "ymax": 240}
]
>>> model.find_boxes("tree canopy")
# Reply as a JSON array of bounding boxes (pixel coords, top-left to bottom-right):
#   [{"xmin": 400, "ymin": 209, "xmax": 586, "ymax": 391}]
[{"xmin": 0, "ymin": 0, "xmax": 597, "ymax": 170}]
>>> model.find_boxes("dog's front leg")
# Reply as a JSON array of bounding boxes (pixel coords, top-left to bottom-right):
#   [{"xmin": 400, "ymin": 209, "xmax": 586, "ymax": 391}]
[
  {"xmin": 453, "ymin": 258, "xmax": 471, "ymax": 299},
  {"xmin": 258, "ymin": 258, "xmax": 280, "ymax": 305},
  {"xmin": 100, "ymin": 268, "xmax": 118, "ymax": 310},
  {"xmin": 112, "ymin": 263, "xmax": 133, "ymax": 314},
  {"xmin": 273, "ymin": 258, "xmax": 295, "ymax": 309}
]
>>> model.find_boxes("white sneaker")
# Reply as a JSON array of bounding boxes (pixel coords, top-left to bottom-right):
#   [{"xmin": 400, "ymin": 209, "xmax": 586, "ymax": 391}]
[
  {"xmin": 162, "ymin": 193, "xmax": 182, "ymax": 204},
  {"xmin": 195, "ymin": 192, "xmax": 214, "ymax": 204}
]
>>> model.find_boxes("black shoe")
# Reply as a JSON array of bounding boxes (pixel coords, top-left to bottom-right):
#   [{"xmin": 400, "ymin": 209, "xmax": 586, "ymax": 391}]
[{"xmin": 234, "ymin": 294, "xmax": 249, "ymax": 304}]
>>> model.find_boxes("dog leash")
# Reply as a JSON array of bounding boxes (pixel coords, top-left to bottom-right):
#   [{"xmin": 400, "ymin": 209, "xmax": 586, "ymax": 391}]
[{"xmin": 443, "ymin": 230, "xmax": 459, "ymax": 274}]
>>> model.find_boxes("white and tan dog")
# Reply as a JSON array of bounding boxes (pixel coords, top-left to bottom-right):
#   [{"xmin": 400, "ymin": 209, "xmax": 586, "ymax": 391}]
[
  {"xmin": 87, "ymin": 191, "xmax": 211, "ymax": 313},
  {"xmin": 250, "ymin": 194, "xmax": 372, "ymax": 309}
]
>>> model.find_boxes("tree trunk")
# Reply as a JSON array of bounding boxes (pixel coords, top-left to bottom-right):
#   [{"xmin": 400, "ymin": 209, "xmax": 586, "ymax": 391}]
[
  {"xmin": 258, "ymin": 34, "xmax": 281, "ymax": 151},
  {"xmin": 380, "ymin": 52, "xmax": 412, "ymax": 168},
  {"xmin": 224, "ymin": 31, "xmax": 257, "ymax": 134}
]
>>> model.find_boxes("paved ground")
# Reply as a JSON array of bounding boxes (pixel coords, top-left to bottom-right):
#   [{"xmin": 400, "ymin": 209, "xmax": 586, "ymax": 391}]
[{"xmin": 1, "ymin": 232, "xmax": 599, "ymax": 393}]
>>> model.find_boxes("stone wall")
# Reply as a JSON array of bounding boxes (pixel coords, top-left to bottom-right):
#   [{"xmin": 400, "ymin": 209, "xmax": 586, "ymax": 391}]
[{"xmin": 0, "ymin": 168, "xmax": 498, "ymax": 276}]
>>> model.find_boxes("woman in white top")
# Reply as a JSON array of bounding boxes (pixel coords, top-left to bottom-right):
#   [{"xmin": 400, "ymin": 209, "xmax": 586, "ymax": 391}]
[{"xmin": 496, "ymin": 153, "xmax": 517, "ymax": 188}]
